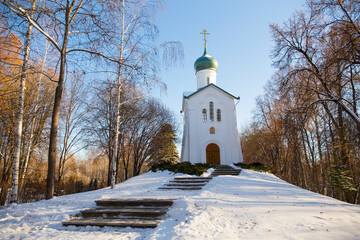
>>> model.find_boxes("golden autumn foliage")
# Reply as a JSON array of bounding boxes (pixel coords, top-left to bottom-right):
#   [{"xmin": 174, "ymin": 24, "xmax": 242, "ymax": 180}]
[
  {"xmin": 0, "ymin": 0, "xmax": 181, "ymax": 204},
  {"xmin": 243, "ymin": 0, "xmax": 360, "ymax": 204},
  {"xmin": 0, "ymin": 32, "xmax": 22, "ymax": 73},
  {"xmin": 0, "ymin": 29, "xmax": 59, "ymax": 205},
  {"xmin": 0, "ymin": 32, "xmax": 22, "ymax": 112}
]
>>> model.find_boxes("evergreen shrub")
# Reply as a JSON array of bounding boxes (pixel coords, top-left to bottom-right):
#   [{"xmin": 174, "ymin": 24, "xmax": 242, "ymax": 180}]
[
  {"xmin": 151, "ymin": 162, "xmax": 215, "ymax": 176},
  {"xmin": 234, "ymin": 162, "xmax": 271, "ymax": 172}
]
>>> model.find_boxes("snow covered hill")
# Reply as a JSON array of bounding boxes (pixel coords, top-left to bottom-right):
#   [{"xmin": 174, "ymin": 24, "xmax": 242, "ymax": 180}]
[{"xmin": 0, "ymin": 169, "xmax": 359, "ymax": 240}]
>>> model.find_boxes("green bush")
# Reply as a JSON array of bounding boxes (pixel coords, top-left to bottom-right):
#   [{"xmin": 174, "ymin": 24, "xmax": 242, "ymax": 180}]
[
  {"xmin": 234, "ymin": 162, "xmax": 271, "ymax": 173},
  {"xmin": 151, "ymin": 162, "xmax": 215, "ymax": 176}
]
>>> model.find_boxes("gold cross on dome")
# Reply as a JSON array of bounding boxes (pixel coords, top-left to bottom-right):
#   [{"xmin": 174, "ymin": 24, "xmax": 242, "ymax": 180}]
[{"xmin": 200, "ymin": 29, "xmax": 210, "ymax": 48}]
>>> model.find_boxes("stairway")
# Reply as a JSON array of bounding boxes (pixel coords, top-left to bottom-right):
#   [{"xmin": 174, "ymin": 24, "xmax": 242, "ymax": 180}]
[
  {"xmin": 62, "ymin": 198, "xmax": 175, "ymax": 228},
  {"xmin": 211, "ymin": 165, "xmax": 241, "ymax": 176},
  {"xmin": 159, "ymin": 176, "xmax": 212, "ymax": 190}
]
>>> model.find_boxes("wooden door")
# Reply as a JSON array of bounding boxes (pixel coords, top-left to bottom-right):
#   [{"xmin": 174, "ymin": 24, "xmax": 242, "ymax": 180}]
[{"xmin": 206, "ymin": 143, "xmax": 220, "ymax": 164}]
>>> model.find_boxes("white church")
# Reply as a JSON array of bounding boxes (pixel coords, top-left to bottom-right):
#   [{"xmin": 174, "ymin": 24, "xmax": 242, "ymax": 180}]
[{"xmin": 180, "ymin": 30, "xmax": 243, "ymax": 165}]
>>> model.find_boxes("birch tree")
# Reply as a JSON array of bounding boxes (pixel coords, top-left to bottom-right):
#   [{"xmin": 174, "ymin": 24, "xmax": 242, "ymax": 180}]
[
  {"xmin": 0, "ymin": 30, "xmax": 22, "ymax": 205},
  {"xmin": 18, "ymin": 39, "xmax": 51, "ymax": 195},
  {"xmin": 95, "ymin": 0, "xmax": 182, "ymax": 188},
  {"xmin": 1, "ymin": 0, "xmax": 113, "ymax": 199},
  {"xmin": 10, "ymin": 0, "xmax": 36, "ymax": 204}
]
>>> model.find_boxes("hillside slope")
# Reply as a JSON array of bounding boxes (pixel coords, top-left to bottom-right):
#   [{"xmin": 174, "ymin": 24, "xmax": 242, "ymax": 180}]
[{"xmin": 0, "ymin": 169, "xmax": 359, "ymax": 239}]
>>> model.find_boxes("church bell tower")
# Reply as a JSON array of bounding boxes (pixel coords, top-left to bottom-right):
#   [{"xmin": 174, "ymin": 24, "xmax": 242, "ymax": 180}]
[
  {"xmin": 194, "ymin": 29, "xmax": 219, "ymax": 89},
  {"xmin": 180, "ymin": 29, "xmax": 243, "ymax": 165}
]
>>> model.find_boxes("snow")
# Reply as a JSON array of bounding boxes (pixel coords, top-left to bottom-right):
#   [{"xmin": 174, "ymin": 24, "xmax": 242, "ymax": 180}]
[
  {"xmin": 183, "ymin": 91, "xmax": 194, "ymax": 98},
  {"xmin": 1, "ymin": 169, "xmax": 360, "ymax": 240}
]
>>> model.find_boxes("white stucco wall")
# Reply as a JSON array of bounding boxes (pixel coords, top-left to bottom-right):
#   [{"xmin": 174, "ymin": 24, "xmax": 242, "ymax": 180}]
[
  {"xmin": 196, "ymin": 69, "xmax": 217, "ymax": 89},
  {"xmin": 181, "ymin": 86, "xmax": 243, "ymax": 165}
]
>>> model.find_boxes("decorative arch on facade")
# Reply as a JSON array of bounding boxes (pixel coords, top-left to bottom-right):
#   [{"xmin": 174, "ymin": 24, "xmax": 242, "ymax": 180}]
[
  {"xmin": 206, "ymin": 143, "xmax": 220, "ymax": 164},
  {"xmin": 209, "ymin": 101, "xmax": 214, "ymax": 121},
  {"xmin": 202, "ymin": 108, "xmax": 207, "ymax": 122},
  {"xmin": 217, "ymin": 109, "xmax": 221, "ymax": 122}
]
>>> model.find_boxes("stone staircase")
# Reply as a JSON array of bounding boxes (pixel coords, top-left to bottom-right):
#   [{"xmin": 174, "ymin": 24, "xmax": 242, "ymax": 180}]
[
  {"xmin": 159, "ymin": 165, "xmax": 242, "ymax": 190},
  {"xmin": 159, "ymin": 176, "xmax": 212, "ymax": 190},
  {"xmin": 62, "ymin": 166, "xmax": 242, "ymax": 228},
  {"xmin": 62, "ymin": 198, "xmax": 175, "ymax": 228},
  {"xmin": 211, "ymin": 165, "xmax": 242, "ymax": 176}
]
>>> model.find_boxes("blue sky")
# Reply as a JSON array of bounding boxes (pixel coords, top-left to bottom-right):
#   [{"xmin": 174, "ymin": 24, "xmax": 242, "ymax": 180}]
[{"xmin": 153, "ymin": 0, "xmax": 305, "ymax": 132}]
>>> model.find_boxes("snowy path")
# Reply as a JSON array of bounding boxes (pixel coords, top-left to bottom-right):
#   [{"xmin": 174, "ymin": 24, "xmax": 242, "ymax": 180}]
[{"xmin": 0, "ymin": 169, "xmax": 359, "ymax": 239}]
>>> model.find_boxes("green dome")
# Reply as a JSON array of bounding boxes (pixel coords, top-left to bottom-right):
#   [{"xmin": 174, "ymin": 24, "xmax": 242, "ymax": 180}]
[{"xmin": 194, "ymin": 48, "xmax": 218, "ymax": 72}]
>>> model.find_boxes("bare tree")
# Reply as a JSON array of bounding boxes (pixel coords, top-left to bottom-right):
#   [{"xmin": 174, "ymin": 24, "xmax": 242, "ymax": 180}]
[
  {"xmin": 1, "ymin": 0, "xmax": 116, "ymax": 199},
  {"xmin": 0, "ymin": 31, "xmax": 55, "ymax": 205},
  {"xmin": 10, "ymin": 0, "xmax": 36, "ymax": 204},
  {"xmin": 270, "ymin": 0, "xmax": 360, "ymax": 126},
  {"xmin": 18, "ymin": 39, "xmax": 51, "ymax": 194},
  {"xmin": 240, "ymin": 0, "xmax": 360, "ymax": 204},
  {"xmin": 57, "ymin": 74, "xmax": 87, "ymax": 184},
  {"xmin": 94, "ymin": 0, "xmax": 182, "ymax": 188}
]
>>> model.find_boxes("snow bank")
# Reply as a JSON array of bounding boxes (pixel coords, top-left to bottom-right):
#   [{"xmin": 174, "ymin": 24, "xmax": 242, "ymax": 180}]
[{"xmin": 0, "ymin": 169, "xmax": 359, "ymax": 239}]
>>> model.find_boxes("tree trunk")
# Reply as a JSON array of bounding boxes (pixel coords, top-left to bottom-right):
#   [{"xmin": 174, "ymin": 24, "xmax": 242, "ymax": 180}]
[
  {"xmin": 107, "ymin": 144, "xmax": 112, "ymax": 186},
  {"xmin": 46, "ymin": 3, "xmax": 71, "ymax": 198},
  {"xmin": 315, "ymin": 118, "xmax": 324, "ymax": 194},
  {"xmin": 0, "ymin": 181, "xmax": 10, "ymax": 206},
  {"xmin": 20, "ymin": 44, "xmax": 48, "ymax": 194},
  {"xmin": 110, "ymin": 0, "xmax": 125, "ymax": 189},
  {"xmin": 10, "ymin": 0, "xmax": 36, "ymax": 204},
  {"xmin": 110, "ymin": 72, "xmax": 122, "ymax": 189},
  {"xmin": 107, "ymin": 122, "xmax": 113, "ymax": 186}
]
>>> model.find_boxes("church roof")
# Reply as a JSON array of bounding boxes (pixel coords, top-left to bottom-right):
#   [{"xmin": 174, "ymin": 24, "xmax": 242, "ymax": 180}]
[
  {"xmin": 184, "ymin": 83, "xmax": 240, "ymax": 100},
  {"xmin": 194, "ymin": 48, "xmax": 218, "ymax": 73}
]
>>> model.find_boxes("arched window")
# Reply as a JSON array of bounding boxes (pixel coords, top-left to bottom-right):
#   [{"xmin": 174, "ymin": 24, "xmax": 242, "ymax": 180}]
[
  {"xmin": 210, "ymin": 127, "xmax": 215, "ymax": 134},
  {"xmin": 202, "ymin": 109, "xmax": 207, "ymax": 122},
  {"xmin": 209, "ymin": 102, "xmax": 214, "ymax": 121},
  {"xmin": 217, "ymin": 109, "xmax": 221, "ymax": 122},
  {"xmin": 207, "ymin": 77, "xmax": 210, "ymax": 85}
]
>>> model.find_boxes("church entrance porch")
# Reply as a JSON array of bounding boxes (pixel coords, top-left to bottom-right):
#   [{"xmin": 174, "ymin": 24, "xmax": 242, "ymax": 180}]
[{"xmin": 206, "ymin": 143, "xmax": 220, "ymax": 164}]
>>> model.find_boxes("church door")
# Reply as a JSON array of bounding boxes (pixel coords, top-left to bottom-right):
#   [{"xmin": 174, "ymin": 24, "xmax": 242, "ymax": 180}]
[{"xmin": 206, "ymin": 143, "xmax": 220, "ymax": 164}]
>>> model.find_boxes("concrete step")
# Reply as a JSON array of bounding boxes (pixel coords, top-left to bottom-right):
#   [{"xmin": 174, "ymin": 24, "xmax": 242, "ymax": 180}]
[
  {"xmin": 95, "ymin": 198, "xmax": 175, "ymax": 207},
  {"xmin": 80, "ymin": 208, "xmax": 167, "ymax": 218},
  {"xmin": 212, "ymin": 169, "xmax": 241, "ymax": 173},
  {"xmin": 212, "ymin": 173, "xmax": 240, "ymax": 176},
  {"xmin": 212, "ymin": 172, "xmax": 241, "ymax": 175},
  {"xmin": 62, "ymin": 218, "xmax": 160, "ymax": 228},
  {"xmin": 215, "ymin": 165, "xmax": 234, "ymax": 169},
  {"xmin": 212, "ymin": 174, "xmax": 240, "ymax": 176},
  {"xmin": 169, "ymin": 180, "xmax": 209, "ymax": 183},
  {"xmin": 159, "ymin": 186, "xmax": 203, "ymax": 190},
  {"xmin": 214, "ymin": 168, "xmax": 241, "ymax": 172},
  {"xmin": 174, "ymin": 177, "xmax": 212, "ymax": 180},
  {"xmin": 164, "ymin": 183, "xmax": 206, "ymax": 187},
  {"xmin": 213, "ymin": 169, "xmax": 240, "ymax": 171}
]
